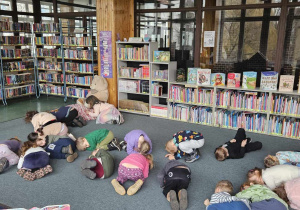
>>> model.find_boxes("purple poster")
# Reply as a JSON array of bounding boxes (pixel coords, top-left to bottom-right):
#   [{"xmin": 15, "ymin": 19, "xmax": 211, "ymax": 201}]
[{"xmin": 100, "ymin": 31, "xmax": 113, "ymax": 78}]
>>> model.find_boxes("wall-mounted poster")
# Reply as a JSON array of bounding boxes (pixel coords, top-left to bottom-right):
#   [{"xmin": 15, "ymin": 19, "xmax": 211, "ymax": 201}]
[
  {"xmin": 100, "ymin": 31, "xmax": 112, "ymax": 78},
  {"xmin": 204, "ymin": 31, "xmax": 215, "ymax": 47}
]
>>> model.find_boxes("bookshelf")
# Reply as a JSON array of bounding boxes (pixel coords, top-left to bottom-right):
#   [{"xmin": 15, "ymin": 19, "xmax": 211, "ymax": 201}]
[{"xmin": 0, "ymin": 21, "xmax": 36, "ymax": 105}]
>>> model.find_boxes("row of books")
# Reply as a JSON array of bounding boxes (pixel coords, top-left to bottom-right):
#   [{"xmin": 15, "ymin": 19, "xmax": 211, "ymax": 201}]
[
  {"xmin": 152, "ymin": 82, "xmax": 163, "ymax": 96},
  {"xmin": 151, "ymin": 105, "xmax": 168, "ymax": 117},
  {"xmin": 39, "ymin": 73, "xmax": 64, "ymax": 83},
  {"xmin": 64, "ymin": 49, "xmax": 95, "ymax": 60},
  {"xmin": 169, "ymin": 85, "xmax": 197, "ymax": 103},
  {"xmin": 119, "ymin": 65, "xmax": 150, "ymax": 79},
  {"xmin": 33, "ymin": 23, "xmax": 59, "ymax": 33},
  {"xmin": 38, "ymin": 61, "xmax": 62, "ymax": 70},
  {"xmin": 216, "ymin": 90, "xmax": 269, "ymax": 111},
  {"xmin": 2, "ymin": 61, "xmax": 34, "ymax": 72},
  {"xmin": 0, "ymin": 21, "xmax": 31, "ymax": 32},
  {"xmin": 0, "ymin": 36, "xmax": 31, "ymax": 45},
  {"xmin": 37, "ymin": 48, "xmax": 61, "ymax": 57},
  {"xmin": 35, "ymin": 37, "xmax": 61, "ymax": 45},
  {"xmin": 118, "ymin": 80, "xmax": 149, "ymax": 93},
  {"xmin": 190, "ymin": 106, "xmax": 213, "ymax": 125},
  {"xmin": 39, "ymin": 84, "xmax": 63, "ymax": 95},
  {"xmin": 117, "ymin": 45, "xmax": 149, "ymax": 61},
  {"xmin": 63, "ymin": 37, "xmax": 95, "ymax": 46},
  {"xmin": 1, "ymin": 49, "xmax": 31, "ymax": 58},
  {"xmin": 268, "ymin": 116, "xmax": 300, "ymax": 138},
  {"xmin": 64, "ymin": 63, "xmax": 95, "ymax": 73},
  {"xmin": 4, "ymin": 73, "xmax": 33, "ymax": 85},
  {"xmin": 66, "ymin": 86, "xmax": 90, "ymax": 98},
  {"xmin": 5, "ymin": 84, "xmax": 35, "ymax": 98},
  {"xmin": 271, "ymin": 95, "xmax": 300, "ymax": 116},
  {"xmin": 152, "ymin": 70, "xmax": 168, "ymax": 81},
  {"xmin": 65, "ymin": 75, "xmax": 92, "ymax": 85},
  {"xmin": 198, "ymin": 89, "xmax": 214, "ymax": 106},
  {"xmin": 169, "ymin": 103, "xmax": 190, "ymax": 122}
]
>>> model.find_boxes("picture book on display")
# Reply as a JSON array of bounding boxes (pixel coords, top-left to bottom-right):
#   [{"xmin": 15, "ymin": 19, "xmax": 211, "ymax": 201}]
[
  {"xmin": 211, "ymin": 73, "xmax": 225, "ymax": 86},
  {"xmin": 279, "ymin": 75, "xmax": 294, "ymax": 92},
  {"xmin": 197, "ymin": 69, "xmax": 211, "ymax": 85},
  {"xmin": 260, "ymin": 71, "xmax": 278, "ymax": 90},
  {"xmin": 242, "ymin": 71, "xmax": 257, "ymax": 89},
  {"xmin": 187, "ymin": 68, "xmax": 198, "ymax": 84},
  {"xmin": 227, "ymin": 73, "xmax": 241, "ymax": 88},
  {"xmin": 153, "ymin": 51, "xmax": 170, "ymax": 62}
]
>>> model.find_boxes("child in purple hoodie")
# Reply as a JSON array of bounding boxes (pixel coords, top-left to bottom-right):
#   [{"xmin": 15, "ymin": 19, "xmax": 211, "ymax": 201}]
[
  {"xmin": 0, "ymin": 137, "xmax": 22, "ymax": 173},
  {"xmin": 122, "ymin": 130, "xmax": 152, "ymax": 155}
]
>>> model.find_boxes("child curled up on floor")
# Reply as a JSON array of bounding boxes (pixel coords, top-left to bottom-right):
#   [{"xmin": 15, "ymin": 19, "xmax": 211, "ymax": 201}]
[
  {"xmin": 111, "ymin": 142, "xmax": 153, "ymax": 196},
  {"xmin": 123, "ymin": 129, "xmax": 152, "ymax": 155},
  {"xmin": 76, "ymin": 129, "xmax": 121, "ymax": 152},
  {"xmin": 157, "ymin": 160, "xmax": 190, "ymax": 210},
  {"xmin": 0, "ymin": 137, "xmax": 22, "ymax": 174},
  {"xmin": 204, "ymin": 180, "xmax": 251, "ymax": 210},
  {"xmin": 28, "ymin": 132, "xmax": 78, "ymax": 163},
  {"xmin": 264, "ymin": 151, "xmax": 300, "ymax": 168},
  {"xmin": 17, "ymin": 135, "xmax": 52, "ymax": 181},
  {"xmin": 165, "ymin": 130, "xmax": 204, "ymax": 163},
  {"xmin": 215, "ymin": 128, "xmax": 262, "ymax": 161}
]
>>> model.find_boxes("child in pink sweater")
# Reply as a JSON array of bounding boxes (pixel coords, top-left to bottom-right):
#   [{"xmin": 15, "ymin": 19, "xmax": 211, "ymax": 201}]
[{"xmin": 111, "ymin": 142, "xmax": 153, "ymax": 196}]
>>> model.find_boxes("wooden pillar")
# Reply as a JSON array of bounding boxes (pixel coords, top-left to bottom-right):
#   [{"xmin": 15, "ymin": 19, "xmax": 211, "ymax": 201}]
[{"xmin": 96, "ymin": 0, "xmax": 134, "ymax": 107}]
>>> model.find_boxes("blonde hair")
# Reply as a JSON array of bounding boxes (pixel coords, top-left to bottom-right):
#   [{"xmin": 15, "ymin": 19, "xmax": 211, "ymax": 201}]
[
  {"xmin": 247, "ymin": 167, "xmax": 262, "ymax": 183},
  {"xmin": 264, "ymin": 155, "xmax": 279, "ymax": 168},
  {"xmin": 76, "ymin": 137, "xmax": 87, "ymax": 151},
  {"xmin": 165, "ymin": 139, "xmax": 176, "ymax": 154},
  {"xmin": 240, "ymin": 181, "xmax": 252, "ymax": 191},
  {"xmin": 216, "ymin": 180, "xmax": 234, "ymax": 194},
  {"xmin": 215, "ymin": 147, "xmax": 227, "ymax": 161},
  {"xmin": 139, "ymin": 141, "xmax": 154, "ymax": 169}
]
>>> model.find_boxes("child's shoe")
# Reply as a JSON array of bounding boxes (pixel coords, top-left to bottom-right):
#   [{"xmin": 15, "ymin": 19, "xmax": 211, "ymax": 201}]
[
  {"xmin": 35, "ymin": 165, "xmax": 53, "ymax": 179},
  {"xmin": 77, "ymin": 116, "xmax": 87, "ymax": 126},
  {"xmin": 246, "ymin": 137, "xmax": 252, "ymax": 143},
  {"xmin": 111, "ymin": 179, "xmax": 126, "ymax": 195},
  {"xmin": 179, "ymin": 189, "xmax": 188, "ymax": 210},
  {"xmin": 169, "ymin": 190, "xmax": 179, "ymax": 210},
  {"xmin": 119, "ymin": 140, "xmax": 127, "ymax": 151},
  {"xmin": 17, "ymin": 169, "xmax": 36, "ymax": 181},
  {"xmin": 185, "ymin": 151, "xmax": 200, "ymax": 163},
  {"xmin": 72, "ymin": 118, "xmax": 83, "ymax": 127},
  {"xmin": 80, "ymin": 159, "xmax": 97, "ymax": 170},
  {"xmin": 62, "ymin": 145, "xmax": 74, "ymax": 155},
  {"xmin": 108, "ymin": 138, "xmax": 121, "ymax": 151},
  {"xmin": 0, "ymin": 157, "xmax": 9, "ymax": 173},
  {"xmin": 127, "ymin": 179, "xmax": 143, "ymax": 196},
  {"xmin": 66, "ymin": 152, "xmax": 78, "ymax": 163},
  {"xmin": 81, "ymin": 169, "xmax": 96, "ymax": 179}
]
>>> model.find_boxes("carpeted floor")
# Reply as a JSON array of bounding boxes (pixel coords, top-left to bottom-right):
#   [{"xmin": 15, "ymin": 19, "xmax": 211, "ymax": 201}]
[{"xmin": 0, "ymin": 113, "xmax": 299, "ymax": 210}]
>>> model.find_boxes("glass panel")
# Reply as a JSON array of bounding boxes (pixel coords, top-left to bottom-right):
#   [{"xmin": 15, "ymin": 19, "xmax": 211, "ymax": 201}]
[
  {"xmin": 0, "ymin": 0, "xmax": 12, "ymax": 11},
  {"xmin": 222, "ymin": 22, "xmax": 240, "ymax": 61},
  {"xmin": 18, "ymin": 15, "xmax": 34, "ymax": 23},
  {"xmin": 41, "ymin": 2, "xmax": 52, "ymax": 13},
  {"xmin": 266, "ymin": 21, "xmax": 279, "ymax": 62},
  {"xmin": 213, "ymin": 0, "xmax": 281, "ymax": 6},
  {"xmin": 41, "ymin": 16, "xmax": 54, "ymax": 23},
  {"xmin": 137, "ymin": 0, "xmax": 195, "ymax": 9},
  {"xmin": 243, "ymin": 22, "xmax": 262, "ymax": 60},
  {"xmin": 246, "ymin": 9, "xmax": 264, "ymax": 17},
  {"xmin": 225, "ymin": 10, "xmax": 241, "ymax": 18},
  {"xmin": 17, "ymin": 3, "xmax": 26, "ymax": 12}
]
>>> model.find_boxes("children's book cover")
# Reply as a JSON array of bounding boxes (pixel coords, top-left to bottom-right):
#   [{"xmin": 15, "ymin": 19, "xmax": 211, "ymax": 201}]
[
  {"xmin": 227, "ymin": 73, "xmax": 241, "ymax": 88},
  {"xmin": 197, "ymin": 69, "xmax": 211, "ymax": 85},
  {"xmin": 153, "ymin": 51, "xmax": 170, "ymax": 62},
  {"xmin": 279, "ymin": 75, "xmax": 294, "ymax": 92},
  {"xmin": 187, "ymin": 68, "xmax": 198, "ymax": 84},
  {"xmin": 260, "ymin": 71, "xmax": 278, "ymax": 90},
  {"xmin": 210, "ymin": 73, "xmax": 225, "ymax": 86},
  {"xmin": 242, "ymin": 71, "xmax": 257, "ymax": 89}
]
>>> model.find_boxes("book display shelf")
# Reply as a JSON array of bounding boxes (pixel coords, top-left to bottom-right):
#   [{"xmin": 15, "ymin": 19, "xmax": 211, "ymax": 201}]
[{"xmin": 0, "ymin": 21, "xmax": 36, "ymax": 105}]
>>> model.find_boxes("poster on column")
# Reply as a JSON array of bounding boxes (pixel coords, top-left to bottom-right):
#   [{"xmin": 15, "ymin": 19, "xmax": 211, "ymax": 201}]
[
  {"xmin": 100, "ymin": 31, "xmax": 113, "ymax": 78},
  {"xmin": 203, "ymin": 31, "xmax": 215, "ymax": 47}
]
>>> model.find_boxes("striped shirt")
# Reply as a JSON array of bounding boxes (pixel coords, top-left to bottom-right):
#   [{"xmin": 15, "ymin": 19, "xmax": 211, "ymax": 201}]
[{"xmin": 209, "ymin": 192, "xmax": 250, "ymax": 209}]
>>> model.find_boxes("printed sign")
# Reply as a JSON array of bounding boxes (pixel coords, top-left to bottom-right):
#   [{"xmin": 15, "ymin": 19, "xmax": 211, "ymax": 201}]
[
  {"xmin": 100, "ymin": 31, "xmax": 113, "ymax": 78},
  {"xmin": 204, "ymin": 31, "xmax": 215, "ymax": 47}
]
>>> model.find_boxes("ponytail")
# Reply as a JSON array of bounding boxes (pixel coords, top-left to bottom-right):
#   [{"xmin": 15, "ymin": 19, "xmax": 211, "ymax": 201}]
[
  {"xmin": 21, "ymin": 132, "xmax": 39, "ymax": 155},
  {"xmin": 145, "ymin": 154, "xmax": 154, "ymax": 170},
  {"xmin": 25, "ymin": 110, "xmax": 38, "ymax": 123}
]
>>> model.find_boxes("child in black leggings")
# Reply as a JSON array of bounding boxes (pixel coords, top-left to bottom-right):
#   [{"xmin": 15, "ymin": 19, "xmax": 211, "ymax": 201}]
[{"xmin": 157, "ymin": 160, "xmax": 191, "ymax": 210}]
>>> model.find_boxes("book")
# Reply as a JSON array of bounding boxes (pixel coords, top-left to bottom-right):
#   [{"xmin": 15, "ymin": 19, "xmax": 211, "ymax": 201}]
[
  {"xmin": 260, "ymin": 71, "xmax": 278, "ymax": 90},
  {"xmin": 153, "ymin": 51, "xmax": 170, "ymax": 62},
  {"xmin": 211, "ymin": 73, "xmax": 225, "ymax": 86},
  {"xmin": 298, "ymin": 76, "xmax": 300, "ymax": 93},
  {"xmin": 227, "ymin": 73, "xmax": 241, "ymax": 88},
  {"xmin": 279, "ymin": 75, "xmax": 294, "ymax": 92},
  {"xmin": 176, "ymin": 68, "xmax": 186, "ymax": 82},
  {"xmin": 242, "ymin": 71, "xmax": 257, "ymax": 89},
  {"xmin": 197, "ymin": 69, "xmax": 211, "ymax": 85},
  {"xmin": 187, "ymin": 68, "xmax": 198, "ymax": 84}
]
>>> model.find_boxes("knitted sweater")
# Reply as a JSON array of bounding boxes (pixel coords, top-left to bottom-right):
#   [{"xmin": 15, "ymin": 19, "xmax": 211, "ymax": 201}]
[
  {"xmin": 262, "ymin": 164, "xmax": 299, "ymax": 190},
  {"xmin": 236, "ymin": 184, "xmax": 288, "ymax": 209},
  {"xmin": 85, "ymin": 129, "xmax": 110, "ymax": 151},
  {"xmin": 285, "ymin": 177, "xmax": 300, "ymax": 210},
  {"xmin": 124, "ymin": 130, "xmax": 152, "ymax": 155},
  {"xmin": 120, "ymin": 154, "xmax": 150, "ymax": 179}
]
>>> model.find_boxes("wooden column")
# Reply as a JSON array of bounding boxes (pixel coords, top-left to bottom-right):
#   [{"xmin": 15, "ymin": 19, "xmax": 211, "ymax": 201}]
[{"xmin": 96, "ymin": 0, "xmax": 134, "ymax": 107}]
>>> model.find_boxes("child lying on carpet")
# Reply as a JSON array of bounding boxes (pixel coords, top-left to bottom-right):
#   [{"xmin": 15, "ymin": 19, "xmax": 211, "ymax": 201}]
[
  {"xmin": 50, "ymin": 106, "xmax": 87, "ymax": 127},
  {"xmin": 111, "ymin": 143, "xmax": 153, "ymax": 196},
  {"xmin": 264, "ymin": 151, "xmax": 300, "ymax": 168},
  {"xmin": 0, "ymin": 137, "xmax": 22, "ymax": 174},
  {"xmin": 123, "ymin": 129, "xmax": 152, "ymax": 155}
]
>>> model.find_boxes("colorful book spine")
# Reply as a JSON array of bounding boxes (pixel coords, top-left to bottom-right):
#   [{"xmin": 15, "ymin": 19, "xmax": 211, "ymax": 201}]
[
  {"xmin": 37, "ymin": 49, "xmax": 61, "ymax": 57},
  {"xmin": 152, "ymin": 69, "xmax": 168, "ymax": 81},
  {"xmin": 4, "ymin": 73, "xmax": 33, "ymax": 85},
  {"xmin": 152, "ymin": 82, "xmax": 163, "ymax": 96},
  {"xmin": 190, "ymin": 106, "xmax": 213, "ymax": 125},
  {"xmin": 0, "ymin": 36, "xmax": 31, "ymax": 45},
  {"xmin": 268, "ymin": 116, "xmax": 300, "ymax": 138},
  {"xmin": 169, "ymin": 85, "xmax": 197, "ymax": 103},
  {"xmin": 198, "ymin": 88, "xmax": 214, "ymax": 105},
  {"xmin": 64, "ymin": 49, "xmax": 94, "ymax": 60},
  {"xmin": 33, "ymin": 23, "xmax": 59, "ymax": 32},
  {"xmin": 3, "ymin": 61, "xmax": 33, "ymax": 72},
  {"xmin": 5, "ymin": 84, "xmax": 35, "ymax": 98},
  {"xmin": 270, "ymin": 94, "xmax": 300, "ymax": 116},
  {"xmin": 65, "ymin": 75, "xmax": 92, "ymax": 85},
  {"xmin": 169, "ymin": 103, "xmax": 190, "ymax": 122},
  {"xmin": 66, "ymin": 86, "xmax": 90, "ymax": 98},
  {"xmin": 0, "ymin": 21, "xmax": 31, "ymax": 32},
  {"xmin": 35, "ymin": 37, "xmax": 61, "ymax": 45},
  {"xmin": 63, "ymin": 37, "xmax": 95, "ymax": 46},
  {"xmin": 119, "ymin": 65, "xmax": 150, "ymax": 79},
  {"xmin": 118, "ymin": 45, "xmax": 148, "ymax": 61},
  {"xmin": 39, "ymin": 84, "xmax": 64, "ymax": 95}
]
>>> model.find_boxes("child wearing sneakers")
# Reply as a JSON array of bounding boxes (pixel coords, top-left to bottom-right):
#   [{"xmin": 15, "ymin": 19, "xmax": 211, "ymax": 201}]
[
  {"xmin": 0, "ymin": 137, "xmax": 22, "ymax": 174},
  {"xmin": 204, "ymin": 180, "xmax": 251, "ymax": 210},
  {"xmin": 157, "ymin": 160, "xmax": 191, "ymax": 210},
  {"xmin": 215, "ymin": 128, "xmax": 262, "ymax": 161},
  {"xmin": 123, "ymin": 129, "xmax": 152, "ymax": 155},
  {"xmin": 76, "ymin": 129, "xmax": 121, "ymax": 152},
  {"xmin": 28, "ymin": 132, "xmax": 78, "ymax": 163},
  {"xmin": 80, "ymin": 148, "xmax": 114, "ymax": 179},
  {"xmin": 165, "ymin": 130, "xmax": 204, "ymax": 163},
  {"xmin": 111, "ymin": 141, "xmax": 153, "ymax": 196}
]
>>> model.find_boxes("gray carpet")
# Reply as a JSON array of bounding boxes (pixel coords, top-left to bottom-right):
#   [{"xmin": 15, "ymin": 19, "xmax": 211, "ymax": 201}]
[{"xmin": 0, "ymin": 113, "xmax": 299, "ymax": 210}]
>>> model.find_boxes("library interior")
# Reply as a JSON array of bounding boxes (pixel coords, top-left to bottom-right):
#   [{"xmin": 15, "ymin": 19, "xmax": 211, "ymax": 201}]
[{"xmin": 1, "ymin": 0, "xmax": 300, "ymax": 210}]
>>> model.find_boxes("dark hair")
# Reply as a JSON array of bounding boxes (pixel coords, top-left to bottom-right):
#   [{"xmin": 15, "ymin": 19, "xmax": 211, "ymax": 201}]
[
  {"xmin": 25, "ymin": 111, "xmax": 39, "ymax": 123},
  {"xmin": 20, "ymin": 132, "xmax": 40, "ymax": 156},
  {"xmin": 273, "ymin": 184, "xmax": 289, "ymax": 204},
  {"xmin": 85, "ymin": 95, "xmax": 102, "ymax": 108},
  {"xmin": 215, "ymin": 147, "xmax": 227, "ymax": 161}
]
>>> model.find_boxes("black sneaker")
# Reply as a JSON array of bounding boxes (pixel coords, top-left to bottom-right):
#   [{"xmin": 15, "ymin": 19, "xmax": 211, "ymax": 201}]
[
  {"xmin": 246, "ymin": 137, "xmax": 252, "ymax": 143},
  {"xmin": 119, "ymin": 140, "xmax": 127, "ymax": 151},
  {"xmin": 0, "ymin": 157, "xmax": 9, "ymax": 173},
  {"xmin": 111, "ymin": 138, "xmax": 121, "ymax": 151},
  {"xmin": 185, "ymin": 152, "xmax": 200, "ymax": 163}
]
